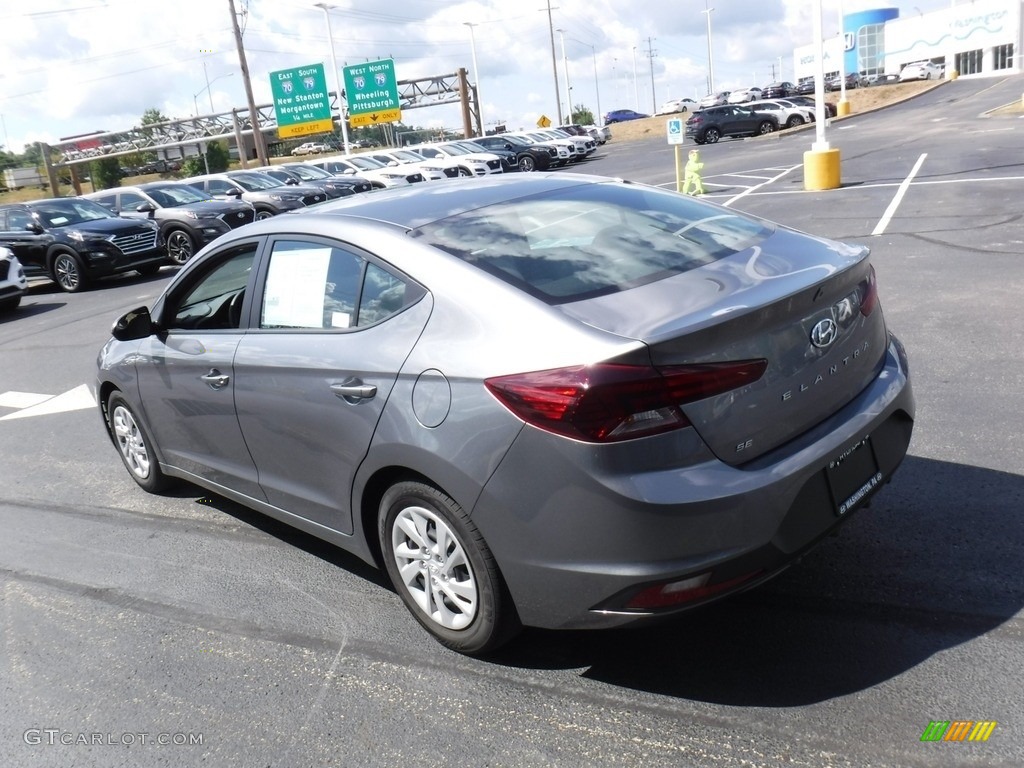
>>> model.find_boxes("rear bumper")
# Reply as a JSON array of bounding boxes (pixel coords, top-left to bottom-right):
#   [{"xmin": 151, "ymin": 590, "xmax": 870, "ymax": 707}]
[{"xmin": 472, "ymin": 334, "xmax": 914, "ymax": 629}]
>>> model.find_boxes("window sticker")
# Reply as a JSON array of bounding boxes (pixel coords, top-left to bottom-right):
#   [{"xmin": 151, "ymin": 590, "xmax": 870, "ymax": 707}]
[{"xmin": 262, "ymin": 245, "xmax": 332, "ymax": 328}]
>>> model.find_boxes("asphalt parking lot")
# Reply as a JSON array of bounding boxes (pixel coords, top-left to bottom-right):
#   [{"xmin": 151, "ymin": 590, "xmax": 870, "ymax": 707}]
[{"xmin": 1, "ymin": 74, "xmax": 1023, "ymax": 767}]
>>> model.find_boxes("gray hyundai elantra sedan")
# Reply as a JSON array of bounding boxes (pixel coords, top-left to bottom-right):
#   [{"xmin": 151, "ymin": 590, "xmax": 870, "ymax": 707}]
[{"xmin": 95, "ymin": 173, "xmax": 914, "ymax": 654}]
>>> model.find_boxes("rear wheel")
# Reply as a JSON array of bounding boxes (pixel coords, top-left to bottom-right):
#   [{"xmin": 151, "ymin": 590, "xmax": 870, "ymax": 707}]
[
  {"xmin": 51, "ymin": 251, "xmax": 89, "ymax": 293},
  {"xmin": 380, "ymin": 481, "xmax": 520, "ymax": 655},
  {"xmin": 107, "ymin": 392, "xmax": 171, "ymax": 493},
  {"xmin": 166, "ymin": 229, "xmax": 196, "ymax": 265},
  {"xmin": 703, "ymin": 127, "xmax": 721, "ymax": 144}
]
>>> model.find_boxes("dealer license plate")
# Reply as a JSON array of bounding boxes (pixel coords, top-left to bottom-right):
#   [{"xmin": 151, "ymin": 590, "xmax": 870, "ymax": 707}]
[{"xmin": 826, "ymin": 436, "xmax": 883, "ymax": 516}]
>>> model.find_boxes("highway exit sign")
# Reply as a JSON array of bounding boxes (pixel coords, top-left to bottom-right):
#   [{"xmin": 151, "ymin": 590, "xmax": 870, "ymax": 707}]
[
  {"xmin": 270, "ymin": 63, "xmax": 334, "ymax": 139},
  {"xmin": 343, "ymin": 59, "xmax": 401, "ymax": 126}
]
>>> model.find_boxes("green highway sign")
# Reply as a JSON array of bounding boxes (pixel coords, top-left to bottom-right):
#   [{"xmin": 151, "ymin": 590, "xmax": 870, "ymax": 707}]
[
  {"xmin": 343, "ymin": 59, "xmax": 402, "ymax": 126},
  {"xmin": 270, "ymin": 63, "xmax": 334, "ymax": 138}
]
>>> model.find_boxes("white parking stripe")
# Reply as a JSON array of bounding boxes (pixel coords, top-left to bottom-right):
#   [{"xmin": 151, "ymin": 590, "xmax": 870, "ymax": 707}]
[
  {"xmin": 0, "ymin": 385, "xmax": 95, "ymax": 420},
  {"xmin": 722, "ymin": 164, "xmax": 802, "ymax": 208},
  {"xmin": 872, "ymin": 153, "xmax": 927, "ymax": 236}
]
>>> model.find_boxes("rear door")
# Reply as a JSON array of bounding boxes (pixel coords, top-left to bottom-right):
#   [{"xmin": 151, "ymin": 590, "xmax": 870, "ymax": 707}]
[{"xmin": 232, "ymin": 236, "xmax": 430, "ymax": 534}]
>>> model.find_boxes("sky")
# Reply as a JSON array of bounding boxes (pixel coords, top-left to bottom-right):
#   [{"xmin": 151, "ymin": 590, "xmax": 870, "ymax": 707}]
[{"xmin": 0, "ymin": 0, "xmax": 961, "ymax": 154}]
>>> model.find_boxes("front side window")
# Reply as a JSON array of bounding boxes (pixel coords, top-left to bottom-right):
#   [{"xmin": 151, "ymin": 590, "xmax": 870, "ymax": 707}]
[
  {"xmin": 168, "ymin": 244, "xmax": 258, "ymax": 330},
  {"xmin": 120, "ymin": 192, "xmax": 148, "ymax": 211}
]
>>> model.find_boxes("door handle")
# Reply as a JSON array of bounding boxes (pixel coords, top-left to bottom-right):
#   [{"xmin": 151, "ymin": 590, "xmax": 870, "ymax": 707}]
[
  {"xmin": 200, "ymin": 369, "xmax": 230, "ymax": 390},
  {"xmin": 330, "ymin": 380, "xmax": 377, "ymax": 401}
]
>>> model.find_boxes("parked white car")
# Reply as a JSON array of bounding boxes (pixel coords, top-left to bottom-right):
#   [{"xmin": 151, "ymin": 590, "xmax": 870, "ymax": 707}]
[
  {"xmin": 727, "ymin": 88, "xmax": 762, "ymax": 104},
  {"xmin": 656, "ymin": 97, "xmax": 697, "ymax": 115},
  {"xmin": 0, "ymin": 246, "xmax": 28, "ymax": 311},
  {"xmin": 291, "ymin": 142, "xmax": 331, "ymax": 156},
  {"xmin": 745, "ymin": 99, "xmax": 815, "ymax": 129},
  {"xmin": 361, "ymin": 149, "xmax": 459, "ymax": 181},
  {"xmin": 308, "ymin": 156, "xmax": 421, "ymax": 188},
  {"xmin": 899, "ymin": 60, "xmax": 942, "ymax": 81},
  {"xmin": 410, "ymin": 142, "xmax": 504, "ymax": 176},
  {"xmin": 698, "ymin": 91, "xmax": 730, "ymax": 109}
]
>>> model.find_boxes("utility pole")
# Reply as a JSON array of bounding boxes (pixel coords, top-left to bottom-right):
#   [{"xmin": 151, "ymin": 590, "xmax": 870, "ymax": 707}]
[{"xmin": 228, "ymin": 0, "xmax": 268, "ymax": 167}]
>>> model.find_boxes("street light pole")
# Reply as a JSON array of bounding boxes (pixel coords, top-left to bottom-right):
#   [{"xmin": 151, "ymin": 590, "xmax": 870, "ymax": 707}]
[
  {"xmin": 631, "ymin": 46, "xmax": 639, "ymax": 111},
  {"xmin": 464, "ymin": 22, "xmax": 484, "ymax": 135},
  {"xmin": 557, "ymin": 29, "xmax": 573, "ymax": 123},
  {"xmin": 194, "ymin": 69, "xmax": 234, "ymax": 116},
  {"xmin": 702, "ymin": 1, "xmax": 715, "ymax": 95},
  {"xmin": 545, "ymin": 0, "xmax": 562, "ymax": 124},
  {"xmin": 315, "ymin": 3, "xmax": 351, "ymax": 154}
]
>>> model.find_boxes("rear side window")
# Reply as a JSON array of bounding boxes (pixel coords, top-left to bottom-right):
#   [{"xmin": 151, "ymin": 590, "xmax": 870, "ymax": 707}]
[
  {"xmin": 414, "ymin": 182, "xmax": 772, "ymax": 304},
  {"xmin": 260, "ymin": 240, "xmax": 422, "ymax": 330}
]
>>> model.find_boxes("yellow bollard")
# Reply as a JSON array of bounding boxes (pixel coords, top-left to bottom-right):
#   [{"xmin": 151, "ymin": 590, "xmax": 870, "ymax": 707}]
[
  {"xmin": 836, "ymin": 99, "xmax": 851, "ymax": 117},
  {"xmin": 803, "ymin": 148, "xmax": 841, "ymax": 191}
]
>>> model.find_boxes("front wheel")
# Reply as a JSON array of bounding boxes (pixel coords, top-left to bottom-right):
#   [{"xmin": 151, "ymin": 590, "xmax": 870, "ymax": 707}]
[
  {"xmin": 457, "ymin": 167, "xmax": 472, "ymax": 177},
  {"xmin": 786, "ymin": 115, "xmax": 805, "ymax": 128},
  {"xmin": 166, "ymin": 229, "xmax": 196, "ymax": 265},
  {"xmin": 757, "ymin": 121, "xmax": 777, "ymax": 135},
  {"xmin": 380, "ymin": 481, "xmax": 520, "ymax": 655},
  {"xmin": 107, "ymin": 392, "xmax": 171, "ymax": 493},
  {"xmin": 703, "ymin": 127, "xmax": 721, "ymax": 144},
  {"xmin": 254, "ymin": 209, "xmax": 275, "ymax": 221},
  {"xmin": 51, "ymin": 251, "xmax": 89, "ymax": 293},
  {"xmin": 518, "ymin": 155, "xmax": 537, "ymax": 173}
]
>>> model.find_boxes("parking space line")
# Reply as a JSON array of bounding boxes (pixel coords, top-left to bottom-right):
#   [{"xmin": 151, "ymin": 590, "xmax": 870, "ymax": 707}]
[
  {"xmin": 722, "ymin": 164, "xmax": 802, "ymax": 208},
  {"xmin": 872, "ymin": 153, "xmax": 927, "ymax": 236}
]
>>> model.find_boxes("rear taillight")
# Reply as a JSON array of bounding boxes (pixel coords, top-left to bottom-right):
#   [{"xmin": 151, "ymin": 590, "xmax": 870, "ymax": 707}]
[
  {"xmin": 485, "ymin": 360, "xmax": 767, "ymax": 443},
  {"xmin": 860, "ymin": 265, "xmax": 878, "ymax": 316}
]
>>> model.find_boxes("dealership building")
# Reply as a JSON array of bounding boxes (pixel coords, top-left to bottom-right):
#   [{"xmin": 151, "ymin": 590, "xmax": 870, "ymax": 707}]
[{"xmin": 793, "ymin": 0, "xmax": 1021, "ymax": 81}]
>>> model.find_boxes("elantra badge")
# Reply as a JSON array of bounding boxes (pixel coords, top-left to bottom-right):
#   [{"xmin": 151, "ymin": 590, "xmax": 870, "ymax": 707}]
[{"xmin": 810, "ymin": 318, "xmax": 838, "ymax": 349}]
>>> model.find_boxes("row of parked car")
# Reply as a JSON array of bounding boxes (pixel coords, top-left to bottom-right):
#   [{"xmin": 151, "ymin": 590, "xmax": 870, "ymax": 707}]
[{"xmin": 0, "ymin": 126, "xmax": 610, "ymax": 301}]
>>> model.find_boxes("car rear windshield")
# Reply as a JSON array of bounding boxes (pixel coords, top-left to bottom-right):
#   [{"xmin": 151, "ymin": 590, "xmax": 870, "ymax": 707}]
[{"xmin": 413, "ymin": 182, "xmax": 772, "ymax": 304}]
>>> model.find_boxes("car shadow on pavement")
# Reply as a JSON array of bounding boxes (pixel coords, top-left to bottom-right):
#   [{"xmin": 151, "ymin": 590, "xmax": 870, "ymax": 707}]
[{"xmin": 491, "ymin": 455, "xmax": 1023, "ymax": 706}]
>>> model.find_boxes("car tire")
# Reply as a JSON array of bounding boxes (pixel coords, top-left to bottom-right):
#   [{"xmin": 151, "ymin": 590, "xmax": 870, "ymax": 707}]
[
  {"xmin": 703, "ymin": 127, "xmax": 721, "ymax": 144},
  {"xmin": 107, "ymin": 391, "xmax": 171, "ymax": 493},
  {"xmin": 136, "ymin": 264, "xmax": 161, "ymax": 277},
  {"xmin": 0, "ymin": 295, "xmax": 21, "ymax": 312},
  {"xmin": 379, "ymin": 480, "xmax": 521, "ymax": 655},
  {"xmin": 757, "ymin": 121, "xmax": 777, "ymax": 135},
  {"xmin": 50, "ymin": 251, "xmax": 89, "ymax": 293},
  {"xmin": 458, "ymin": 167, "xmax": 472, "ymax": 177},
  {"xmin": 786, "ymin": 115, "xmax": 805, "ymax": 128},
  {"xmin": 254, "ymin": 209, "xmax": 275, "ymax": 221},
  {"xmin": 518, "ymin": 155, "xmax": 537, "ymax": 173},
  {"xmin": 166, "ymin": 229, "xmax": 196, "ymax": 265}
]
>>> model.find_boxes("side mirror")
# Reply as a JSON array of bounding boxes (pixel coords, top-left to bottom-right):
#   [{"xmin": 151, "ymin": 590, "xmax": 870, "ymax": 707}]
[
  {"xmin": 225, "ymin": 188, "xmax": 243, "ymax": 197},
  {"xmin": 285, "ymin": 178, "xmax": 299, "ymax": 185},
  {"xmin": 136, "ymin": 203, "xmax": 156, "ymax": 213},
  {"xmin": 26, "ymin": 222, "xmax": 45, "ymax": 234},
  {"xmin": 112, "ymin": 306, "xmax": 156, "ymax": 341}
]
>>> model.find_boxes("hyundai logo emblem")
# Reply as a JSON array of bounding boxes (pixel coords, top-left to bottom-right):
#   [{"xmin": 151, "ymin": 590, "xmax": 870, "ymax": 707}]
[{"xmin": 810, "ymin": 318, "xmax": 838, "ymax": 349}]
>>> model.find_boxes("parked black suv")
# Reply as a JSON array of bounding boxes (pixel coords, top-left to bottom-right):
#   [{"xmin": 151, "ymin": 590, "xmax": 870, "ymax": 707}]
[
  {"xmin": 684, "ymin": 105, "xmax": 779, "ymax": 144},
  {"xmin": 0, "ymin": 198, "xmax": 165, "ymax": 292},
  {"xmin": 471, "ymin": 135, "xmax": 556, "ymax": 172},
  {"xmin": 181, "ymin": 171, "xmax": 327, "ymax": 220},
  {"xmin": 84, "ymin": 182, "xmax": 255, "ymax": 265}
]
